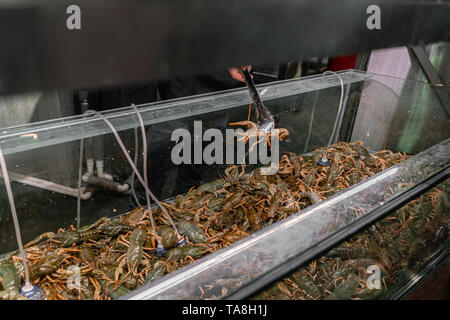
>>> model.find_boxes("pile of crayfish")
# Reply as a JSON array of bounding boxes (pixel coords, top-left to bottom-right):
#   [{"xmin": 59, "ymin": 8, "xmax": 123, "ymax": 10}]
[
  {"xmin": 252, "ymin": 179, "xmax": 449, "ymax": 300},
  {"xmin": 1, "ymin": 141, "xmax": 446, "ymax": 300},
  {"xmin": 253, "ymin": 185, "xmax": 449, "ymax": 300}
]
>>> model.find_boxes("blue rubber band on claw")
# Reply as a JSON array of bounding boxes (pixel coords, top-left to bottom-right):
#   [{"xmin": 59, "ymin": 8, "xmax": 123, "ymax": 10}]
[
  {"xmin": 177, "ymin": 237, "xmax": 187, "ymax": 247},
  {"xmin": 317, "ymin": 156, "xmax": 331, "ymax": 167},
  {"xmin": 155, "ymin": 243, "xmax": 167, "ymax": 257}
]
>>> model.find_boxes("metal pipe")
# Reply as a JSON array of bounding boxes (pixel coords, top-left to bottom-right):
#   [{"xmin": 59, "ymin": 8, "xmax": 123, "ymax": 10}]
[{"xmin": 0, "ymin": 171, "xmax": 92, "ymax": 200}]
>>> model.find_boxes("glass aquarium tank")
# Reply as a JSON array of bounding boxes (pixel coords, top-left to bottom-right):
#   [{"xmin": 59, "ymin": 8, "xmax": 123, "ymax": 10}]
[{"xmin": 0, "ymin": 70, "xmax": 448, "ymax": 300}]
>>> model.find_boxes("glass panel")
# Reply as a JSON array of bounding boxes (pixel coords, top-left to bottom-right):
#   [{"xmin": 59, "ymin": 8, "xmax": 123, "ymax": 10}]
[
  {"xmin": 251, "ymin": 179, "xmax": 450, "ymax": 300},
  {"xmin": 126, "ymin": 139, "xmax": 449, "ymax": 300},
  {"xmin": 0, "ymin": 71, "xmax": 370, "ymax": 156},
  {"xmin": 0, "ymin": 70, "xmax": 448, "ymax": 300}
]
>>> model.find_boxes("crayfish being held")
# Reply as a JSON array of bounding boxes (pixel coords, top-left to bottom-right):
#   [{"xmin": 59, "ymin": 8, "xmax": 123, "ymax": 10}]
[{"xmin": 229, "ymin": 120, "xmax": 290, "ymax": 151}]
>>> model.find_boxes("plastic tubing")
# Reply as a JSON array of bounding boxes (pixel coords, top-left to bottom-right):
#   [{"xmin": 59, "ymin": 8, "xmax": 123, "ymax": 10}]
[
  {"xmin": 131, "ymin": 127, "xmax": 142, "ymax": 207},
  {"xmin": 303, "ymin": 86, "xmax": 320, "ymax": 154},
  {"xmin": 0, "ymin": 146, "xmax": 31, "ymax": 286},
  {"xmin": 322, "ymin": 71, "xmax": 345, "ymax": 158},
  {"xmin": 83, "ymin": 109, "xmax": 180, "ymax": 238},
  {"xmin": 76, "ymin": 138, "xmax": 84, "ymax": 229},
  {"xmin": 131, "ymin": 104, "xmax": 176, "ymax": 238}
]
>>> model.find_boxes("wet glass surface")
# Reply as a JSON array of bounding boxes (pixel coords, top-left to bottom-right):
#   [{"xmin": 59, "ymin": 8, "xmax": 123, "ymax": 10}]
[{"xmin": 0, "ymin": 70, "xmax": 448, "ymax": 299}]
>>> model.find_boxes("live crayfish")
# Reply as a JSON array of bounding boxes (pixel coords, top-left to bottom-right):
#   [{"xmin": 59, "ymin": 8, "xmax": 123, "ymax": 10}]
[
  {"xmin": 176, "ymin": 220, "xmax": 207, "ymax": 244},
  {"xmin": 1, "ymin": 141, "xmax": 447, "ymax": 300},
  {"xmin": 125, "ymin": 228, "xmax": 147, "ymax": 272},
  {"xmin": 114, "ymin": 228, "xmax": 148, "ymax": 289},
  {"xmin": 228, "ymin": 120, "xmax": 290, "ymax": 152},
  {"xmin": 167, "ymin": 245, "xmax": 205, "ymax": 262},
  {"xmin": 0, "ymin": 260, "xmax": 23, "ymax": 300},
  {"xmin": 253, "ymin": 181, "xmax": 449, "ymax": 300}
]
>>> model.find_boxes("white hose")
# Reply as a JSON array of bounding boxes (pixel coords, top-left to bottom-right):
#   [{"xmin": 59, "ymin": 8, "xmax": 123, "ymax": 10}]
[
  {"xmin": 0, "ymin": 146, "xmax": 30, "ymax": 286},
  {"xmin": 131, "ymin": 104, "xmax": 180, "ymax": 237},
  {"xmin": 304, "ymin": 87, "xmax": 319, "ymax": 153},
  {"xmin": 76, "ymin": 138, "xmax": 84, "ymax": 229},
  {"xmin": 131, "ymin": 127, "xmax": 142, "ymax": 207},
  {"xmin": 130, "ymin": 105, "xmax": 157, "ymax": 238},
  {"xmin": 304, "ymin": 71, "xmax": 344, "ymax": 155},
  {"xmin": 83, "ymin": 109, "xmax": 180, "ymax": 238},
  {"xmin": 322, "ymin": 71, "xmax": 345, "ymax": 158}
]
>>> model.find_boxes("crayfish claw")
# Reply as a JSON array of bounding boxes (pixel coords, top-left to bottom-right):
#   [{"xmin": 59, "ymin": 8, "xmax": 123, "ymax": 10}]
[
  {"xmin": 317, "ymin": 156, "xmax": 331, "ymax": 167},
  {"xmin": 177, "ymin": 236, "xmax": 187, "ymax": 248}
]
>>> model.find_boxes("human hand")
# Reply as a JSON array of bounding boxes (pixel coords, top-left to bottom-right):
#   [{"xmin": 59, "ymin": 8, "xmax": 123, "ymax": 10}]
[{"xmin": 228, "ymin": 65, "xmax": 252, "ymax": 82}]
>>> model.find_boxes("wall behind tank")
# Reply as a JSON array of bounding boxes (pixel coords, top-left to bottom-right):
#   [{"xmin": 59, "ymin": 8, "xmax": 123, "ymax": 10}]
[
  {"xmin": 0, "ymin": 91, "xmax": 77, "ymax": 220},
  {"xmin": 351, "ymin": 42, "xmax": 450, "ymax": 154}
]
